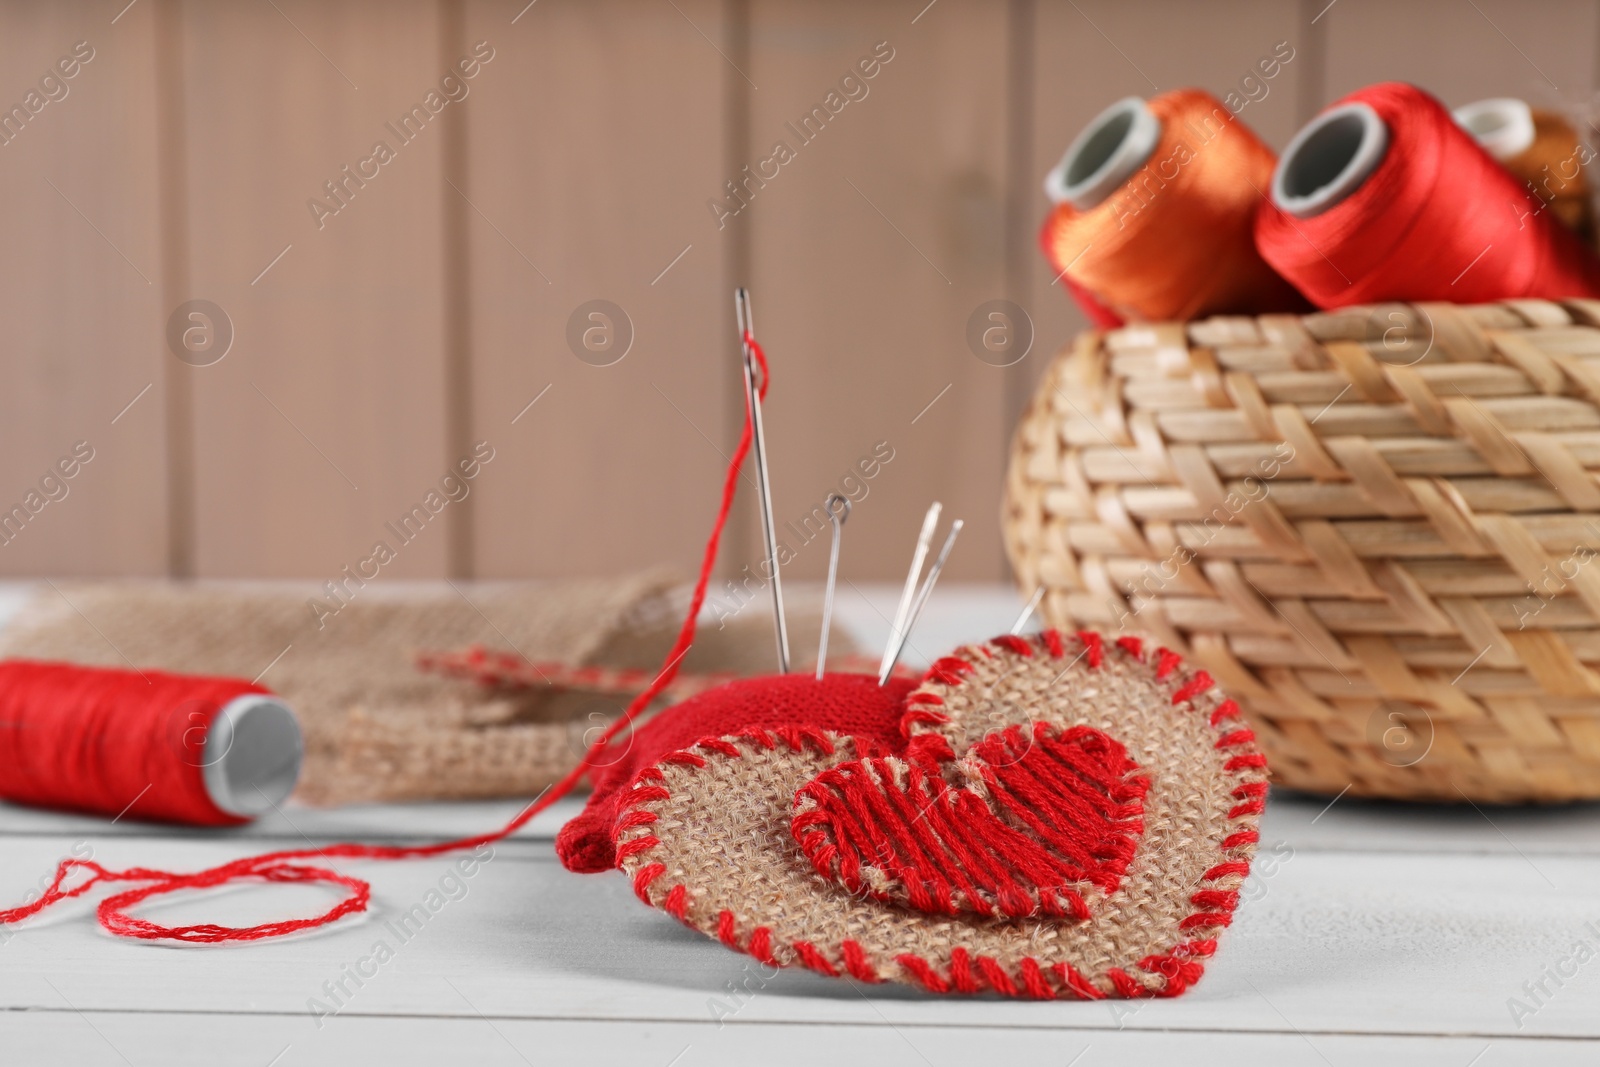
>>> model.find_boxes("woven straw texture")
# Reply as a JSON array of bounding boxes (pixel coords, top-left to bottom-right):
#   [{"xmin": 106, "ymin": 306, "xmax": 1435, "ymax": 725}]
[
  {"xmin": 615, "ymin": 632, "xmax": 1265, "ymax": 999},
  {"xmin": 0, "ymin": 574, "xmax": 842, "ymax": 805},
  {"xmin": 1002, "ymin": 299, "xmax": 1600, "ymax": 804}
]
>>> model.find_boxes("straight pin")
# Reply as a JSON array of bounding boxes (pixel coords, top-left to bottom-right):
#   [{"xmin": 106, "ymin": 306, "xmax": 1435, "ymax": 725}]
[
  {"xmin": 815, "ymin": 493, "xmax": 850, "ymax": 680},
  {"xmin": 1010, "ymin": 585, "xmax": 1046, "ymax": 635},
  {"xmin": 880, "ymin": 518, "xmax": 962, "ymax": 684},
  {"xmin": 879, "ymin": 501, "xmax": 941, "ymax": 682},
  {"xmin": 735, "ymin": 288, "xmax": 790, "ymax": 674}
]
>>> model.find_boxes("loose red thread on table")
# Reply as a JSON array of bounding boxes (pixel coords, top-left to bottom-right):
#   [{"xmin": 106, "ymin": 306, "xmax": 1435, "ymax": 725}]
[
  {"xmin": 0, "ymin": 334, "xmax": 771, "ymax": 945},
  {"xmin": 1255, "ymin": 82, "xmax": 1600, "ymax": 308}
]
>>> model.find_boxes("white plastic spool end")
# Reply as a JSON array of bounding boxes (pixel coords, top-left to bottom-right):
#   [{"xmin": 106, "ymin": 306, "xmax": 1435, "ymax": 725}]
[
  {"xmin": 201, "ymin": 694, "xmax": 304, "ymax": 817},
  {"xmin": 1453, "ymin": 97, "xmax": 1536, "ymax": 160},
  {"xmin": 1044, "ymin": 97, "xmax": 1162, "ymax": 211},
  {"xmin": 1271, "ymin": 102, "xmax": 1391, "ymax": 219}
]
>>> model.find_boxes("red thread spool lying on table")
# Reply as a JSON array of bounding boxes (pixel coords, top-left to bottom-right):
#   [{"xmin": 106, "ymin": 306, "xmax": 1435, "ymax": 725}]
[{"xmin": 0, "ymin": 661, "xmax": 302, "ymax": 825}]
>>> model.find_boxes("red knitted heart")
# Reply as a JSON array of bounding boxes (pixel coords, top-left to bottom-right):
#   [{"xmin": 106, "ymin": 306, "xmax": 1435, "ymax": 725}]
[{"xmin": 792, "ymin": 722, "xmax": 1148, "ymax": 921}]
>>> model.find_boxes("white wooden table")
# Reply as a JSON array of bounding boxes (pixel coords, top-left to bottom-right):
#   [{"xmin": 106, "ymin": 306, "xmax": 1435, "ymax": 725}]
[{"xmin": 3, "ymin": 584, "xmax": 1599, "ymax": 1065}]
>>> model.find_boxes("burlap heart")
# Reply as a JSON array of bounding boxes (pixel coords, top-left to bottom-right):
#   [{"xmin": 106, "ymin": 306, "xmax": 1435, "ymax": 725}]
[{"xmin": 612, "ymin": 631, "xmax": 1266, "ymax": 998}]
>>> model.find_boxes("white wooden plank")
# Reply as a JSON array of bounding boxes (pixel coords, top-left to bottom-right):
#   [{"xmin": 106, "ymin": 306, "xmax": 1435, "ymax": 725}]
[
  {"xmin": 7, "ymin": 1012, "xmax": 1587, "ymax": 1067},
  {"xmin": 2, "ymin": 831, "xmax": 1599, "ymax": 1039}
]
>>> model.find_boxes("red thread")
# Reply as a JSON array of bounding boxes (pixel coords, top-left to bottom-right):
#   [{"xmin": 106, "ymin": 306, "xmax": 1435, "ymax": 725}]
[
  {"xmin": 1076, "ymin": 631, "xmax": 1104, "ymax": 667},
  {"xmin": 631, "ymin": 863, "xmax": 666, "ymax": 902},
  {"xmin": 793, "ymin": 940, "xmax": 838, "ymax": 977},
  {"xmin": 1256, "ymin": 83, "xmax": 1600, "ymax": 308},
  {"xmin": 897, "ymin": 954, "xmax": 950, "ymax": 994},
  {"xmin": 795, "ymin": 723, "xmax": 1148, "ymax": 920},
  {"xmin": 1171, "ymin": 671, "xmax": 1215, "ymax": 705},
  {"xmin": 747, "ymin": 926, "xmax": 779, "ymax": 966},
  {"xmin": 841, "ymin": 940, "xmax": 879, "ymax": 982},
  {"xmin": 662, "ymin": 884, "xmax": 689, "ymax": 921},
  {"xmin": 0, "ymin": 662, "xmax": 271, "ymax": 826},
  {"xmin": 991, "ymin": 635, "xmax": 1034, "ymax": 657}
]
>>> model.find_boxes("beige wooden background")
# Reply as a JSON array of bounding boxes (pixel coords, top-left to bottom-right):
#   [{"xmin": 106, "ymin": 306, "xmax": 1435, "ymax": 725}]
[{"xmin": 0, "ymin": 0, "xmax": 1594, "ymax": 584}]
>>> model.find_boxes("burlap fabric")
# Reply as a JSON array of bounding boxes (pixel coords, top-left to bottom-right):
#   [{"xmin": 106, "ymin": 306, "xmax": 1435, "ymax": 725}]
[
  {"xmin": 0, "ymin": 573, "xmax": 844, "ymax": 805},
  {"xmin": 614, "ymin": 631, "xmax": 1266, "ymax": 998}
]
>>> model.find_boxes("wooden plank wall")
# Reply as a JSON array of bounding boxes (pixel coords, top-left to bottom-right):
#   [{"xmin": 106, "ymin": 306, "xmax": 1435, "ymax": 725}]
[{"xmin": 1, "ymin": 0, "xmax": 1596, "ymax": 582}]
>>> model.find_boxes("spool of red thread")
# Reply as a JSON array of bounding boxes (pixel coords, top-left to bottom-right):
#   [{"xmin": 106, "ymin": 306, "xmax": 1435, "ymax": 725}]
[
  {"xmin": 1256, "ymin": 82, "xmax": 1600, "ymax": 308},
  {"xmin": 0, "ymin": 660, "xmax": 302, "ymax": 826}
]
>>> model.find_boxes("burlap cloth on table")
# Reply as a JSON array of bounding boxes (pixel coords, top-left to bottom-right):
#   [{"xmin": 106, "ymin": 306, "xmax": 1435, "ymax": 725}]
[{"xmin": 0, "ymin": 571, "xmax": 844, "ymax": 805}]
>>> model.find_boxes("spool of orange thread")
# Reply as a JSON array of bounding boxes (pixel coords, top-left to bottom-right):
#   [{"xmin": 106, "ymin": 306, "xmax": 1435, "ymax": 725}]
[
  {"xmin": 1455, "ymin": 98, "xmax": 1596, "ymax": 245},
  {"xmin": 1039, "ymin": 90, "xmax": 1307, "ymax": 324}
]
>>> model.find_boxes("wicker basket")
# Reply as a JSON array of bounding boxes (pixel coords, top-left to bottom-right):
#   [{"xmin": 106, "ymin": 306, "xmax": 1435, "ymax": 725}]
[{"xmin": 1003, "ymin": 299, "xmax": 1600, "ymax": 803}]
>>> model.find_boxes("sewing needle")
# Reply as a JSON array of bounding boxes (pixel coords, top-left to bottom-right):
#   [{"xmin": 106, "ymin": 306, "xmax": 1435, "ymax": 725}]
[
  {"xmin": 879, "ymin": 502, "xmax": 941, "ymax": 682},
  {"xmin": 735, "ymin": 288, "xmax": 790, "ymax": 674},
  {"xmin": 880, "ymin": 517, "xmax": 962, "ymax": 684},
  {"xmin": 1010, "ymin": 585, "xmax": 1046, "ymax": 635},
  {"xmin": 816, "ymin": 493, "xmax": 850, "ymax": 680}
]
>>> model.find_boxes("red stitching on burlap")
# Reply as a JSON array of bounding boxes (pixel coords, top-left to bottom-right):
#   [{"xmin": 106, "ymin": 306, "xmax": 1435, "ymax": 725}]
[
  {"xmin": 992, "ymin": 634, "xmax": 1034, "ymax": 657},
  {"xmin": 794, "ymin": 940, "xmax": 838, "ymax": 977},
  {"xmin": 1076, "ymin": 631, "xmax": 1104, "ymax": 667},
  {"xmin": 925, "ymin": 656, "xmax": 977, "ymax": 686},
  {"xmin": 748, "ymin": 927, "xmax": 779, "ymax": 966},
  {"xmin": 1154, "ymin": 648, "xmax": 1183, "ymax": 679},
  {"xmin": 626, "ymin": 785, "xmax": 671, "ymax": 805},
  {"xmin": 978, "ymin": 955, "xmax": 1018, "ymax": 997},
  {"xmin": 613, "ymin": 628, "xmax": 1269, "ymax": 1001},
  {"xmin": 1055, "ymin": 961, "xmax": 1106, "ymax": 999},
  {"xmin": 1209, "ymin": 699, "xmax": 1242, "ymax": 726},
  {"xmin": 1019, "ymin": 958, "xmax": 1055, "ymax": 999},
  {"xmin": 841, "ymin": 940, "xmax": 879, "ymax": 982},
  {"xmin": 663, "ymin": 883, "xmax": 688, "ymax": 920},
  {"xmin": 1215, "ymin": 729, "xmax": 1256, "ymax": 749},
  {"xmin": 1202, "ymin": 861, "xmax": 1251, "ymax": 881},
  {"xmin": 897, "ymin": 954, "xmax": 951, "ymax": 993},
  {"xmin": 614, "ymin": 835, "xmax": 660, "ymax": 863},
  {"xmin": 698, "ymin": 738, "xmax": 742, "ymax": 758},
  {"xmin": 792, "ymin": 721, "xmax": 1147, "ymax": 921},
  {"xmin": 614, "ymin": 809, "xmax": 657, "ymax": 832},
  {"xmin": 1190, "ymin": 889, "xmax": 1238, "ymax": 911},
  {"xmin": 1042, "ymin": 629, "xmax": 1066, "ymax": 658},
  {"xmin": 949, "ymin": 947, "xmax": 980, "ymax": 994},
  {"xmin": 1171, "ymin": 671, "xmax": 1214, "ymax": 705},
  {"xmin": 1106, "ymin": 968, "xmax": 1148, "ymax": 997},
  {"xmin": 631, "ymin": 862, "xmax": 665, "ymax": 902}
]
